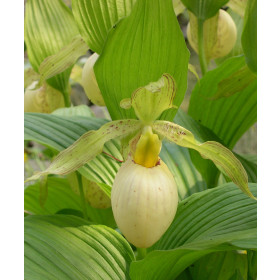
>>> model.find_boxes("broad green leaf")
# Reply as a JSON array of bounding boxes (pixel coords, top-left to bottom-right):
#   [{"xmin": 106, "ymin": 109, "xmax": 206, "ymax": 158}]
[
  {"xmin": 94, "ymin": 0, "xmax": 190, "ymax": 121},
  {"xmin": 247, "ymin": 250, "xmax": 257, "ymax": 279},
  {"xmin": 189, "ymin": 251, "xmax": 248, "ymax": 280},
  {"xmin": 25, "ymin": 0, "xmax": 79, "ymax": 94},
  {"xmin": 26, "ymin": 119, "xmax": 141, "ymax": 181},
  {"xmin": 130, "ymin": 183, "xmax": 257, "ymax": 280},
  {"xmin": 52, "ymin": 105, "xmax": 95, "ymax": 117},
  {"xmin": 188, "ymin": 55, "xmax": 257, "ymax": 149},
  {"xmin": 72, "ymin": 0, "xmax": 137, "ymax": 54},
  {"xmin": 153, "ymin": 120, "xmax": 255, "ymax": 199},
  {"xmin": 38, "ymin": 36, "xmax": 89, "ymax": 83},
  {"xmin": 181, "ymin": 0, "xmax": 229, "ymax": 20},
  {"xmin": 24, "ymin": 113, "xmax": 122, "ymax": 188},
  {"xmin": 160, "ymin": 142, "xmax": 207, "ymax": 200},
  {"xmin": 25, "ymin": 215, "xmax": 135, "ymax": 279},
  {"xmin": 241, "ymin": 0, "xmax": 257, "ymax": 72},
  {"xmin": 24, "ymin": 177, "xmax": 116, "ymax": 227}
]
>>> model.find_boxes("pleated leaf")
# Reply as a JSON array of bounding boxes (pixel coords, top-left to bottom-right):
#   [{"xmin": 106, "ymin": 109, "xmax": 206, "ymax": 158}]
[
  {"xmin": 188, "ymin": 55, "xmax": 257, "ymax": 149},
  {"xmin": 94, "ymin": 0, "xmax": 190, "ymax": 121},
  {"xmin": 24, "ymin": 177, "xmax": 116, "ymax": 227},
  {"xmin": 24, "ymin": 215, "xmax": 135, "ymax": 280},
  {"xmin": 130, "ymin": 183, "xmax": 257, "ymax": 280},
  {"xmin": 24, "ymin": 0, "xmax": 79, "ymax": 93},
  {"xmin": 72, "ymin": 0, "xmax": 137, "ymax": 54}
]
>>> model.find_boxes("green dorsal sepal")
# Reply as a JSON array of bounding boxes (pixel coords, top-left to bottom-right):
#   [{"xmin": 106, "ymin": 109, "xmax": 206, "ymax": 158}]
[{"xmin": 120, "ymin": 73, "xmax": 177, "ymax": 124}]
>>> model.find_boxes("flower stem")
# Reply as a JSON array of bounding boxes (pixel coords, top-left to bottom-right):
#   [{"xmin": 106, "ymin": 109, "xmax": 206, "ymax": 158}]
[
  {"xmin": 197, "ymin": 18, "xmax": 208, "ymax": 75},
  {"xmin": 76, "ymin": 172, "xmax": 88, "ymax": 220},
  {"xmin": 136, "ymin": 247, "xmax": 147, "ymax": 260}
]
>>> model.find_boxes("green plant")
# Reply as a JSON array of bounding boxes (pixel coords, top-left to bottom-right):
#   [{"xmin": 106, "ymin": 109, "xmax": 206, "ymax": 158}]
[{"xmin": 24, "ymin": 0, "xmax": 257, "ymax": 279}]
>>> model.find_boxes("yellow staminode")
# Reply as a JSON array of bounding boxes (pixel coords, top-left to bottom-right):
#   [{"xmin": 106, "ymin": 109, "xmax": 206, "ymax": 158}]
[{"xmin": 133, "ymin": 126, "xmax": 162, "ymax": 168}]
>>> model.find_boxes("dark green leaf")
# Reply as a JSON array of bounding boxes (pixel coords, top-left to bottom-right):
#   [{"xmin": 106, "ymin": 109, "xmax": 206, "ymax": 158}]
[
  {"xmin": 94, "ymin": 0, "xmax": 190, "ymax": 121},
  {"xmin": 241, "ymin": 0, "xmax": 257, "ymax": 73},
  {"xmin": 25, "ymin": 215, "xmax": 135, "ymax": 279}
]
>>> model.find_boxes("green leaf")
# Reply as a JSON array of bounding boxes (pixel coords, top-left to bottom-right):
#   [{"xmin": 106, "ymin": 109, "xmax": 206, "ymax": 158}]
[
  {"xmin": 160, "ymin": 142, "xmax": 207, "ymax": 200},
  {"xmin": 130, "ymin": 183, "xmax": 257, "ymax": 280},
  {"xmin": 24, "ymin": 177, "xmax": 116, "ymax": 227},
  {"xmin": 72, "ymin": 0, "xmax": 137, "ymax": 54},
  {"xmin": 25, "ymin": 215, "xmax": 135, "ymax": 279},
  {"xmin": 181, "ymin": 0, "xmax": 229, "ymax": 20},
  {"xmin": 94, "ymin": 0, "xmax": 190, "ymax": 121},
  {"xmin": 153, "ymin": 120, "xmax": 255, "ymax": 199},
  {"xmin": 24, "ymin": 0, "xmax": 79, "ymax": 94},
  {"xmin": 24, "ymin": 113, "xmax": 122, "ymax": 188},
  {"xmin": 26, "ymin": 118, "xmax": 141, "ymax": 181},
  {"xmin": 189, "ymin": 251, "xmax": 248, "ymax": 280},
  {"xmin": 38, "ymin": 36, "xmax": 89, "ymax": 83},
  {"xmin": 241, "ymin": 0, "xmax": 257, "ymax": 72},
  {"xmin": 188, "ymin": 55, "xmax": 257, "ymax": 149}
]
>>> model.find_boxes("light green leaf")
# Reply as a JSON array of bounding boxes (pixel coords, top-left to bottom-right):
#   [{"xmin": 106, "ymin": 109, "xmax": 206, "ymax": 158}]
[
  {"xmin": 241, "ymin": 0, "xmax": 257, "ymax": 72},
  {"xmin": 24, "ymin": 177, "xmax": 116, "ymax": 227},
  {"xmin": 72, "ymin": 0, "xmax": 137, "ymax": 54},
  {"xmin": 181, "ymin": 0, "xmax": 229, "ymax": 20},
  {"xmin": 24, "ymin": 0, "xmax": 79, "ymax": 94},
  {"xmin": 188, "ymin": 64, "xmax": 200, "ymax": 82},
  {"xmin": 24, "ymin": 113, "xmax": 123, "ymax": 188},
  {"xmin": 189, "ymin": 251, "xmax": 248, "ymax": 280},
  {"xmin": 26, "ymin": 119, "xmax": 141, "ymax": 181},
  {"xmin": 38, "ymin": 36, "xmax": 89, "ymax": 83},
  {"xmin": 130, "ymin": 183, "xmax": 257, "ymax": 280},
  {"xmin": 121, "ymin": 74, "xmax": 177, "ymax": 124},
  {"xmin": 188, "ymin": 55, "xmax": 257, "ymax": 149},
  {"xmin": 25, "ymin": 215, "xmax": 135, "ymax": 279},
  {"xmin": 153, "ymin": 120, "xmax": 255, "ymax": 199},
  {"xmin": 94, "ymin": 0, "xmax": 189, "ymax": 121}
]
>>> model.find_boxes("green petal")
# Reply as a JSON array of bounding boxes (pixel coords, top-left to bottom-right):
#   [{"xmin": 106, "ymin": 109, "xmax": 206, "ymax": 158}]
[
  {"xmin": 153, "ymin": 121, "xmax": 255, "ymax": 199},
  {"xmin": 121, "ymin": 73, "xmax": 177, "ymax": 124},
  {"xmin": 26, "ymin": 119, "xmax": 141, "ymax": 181}
]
